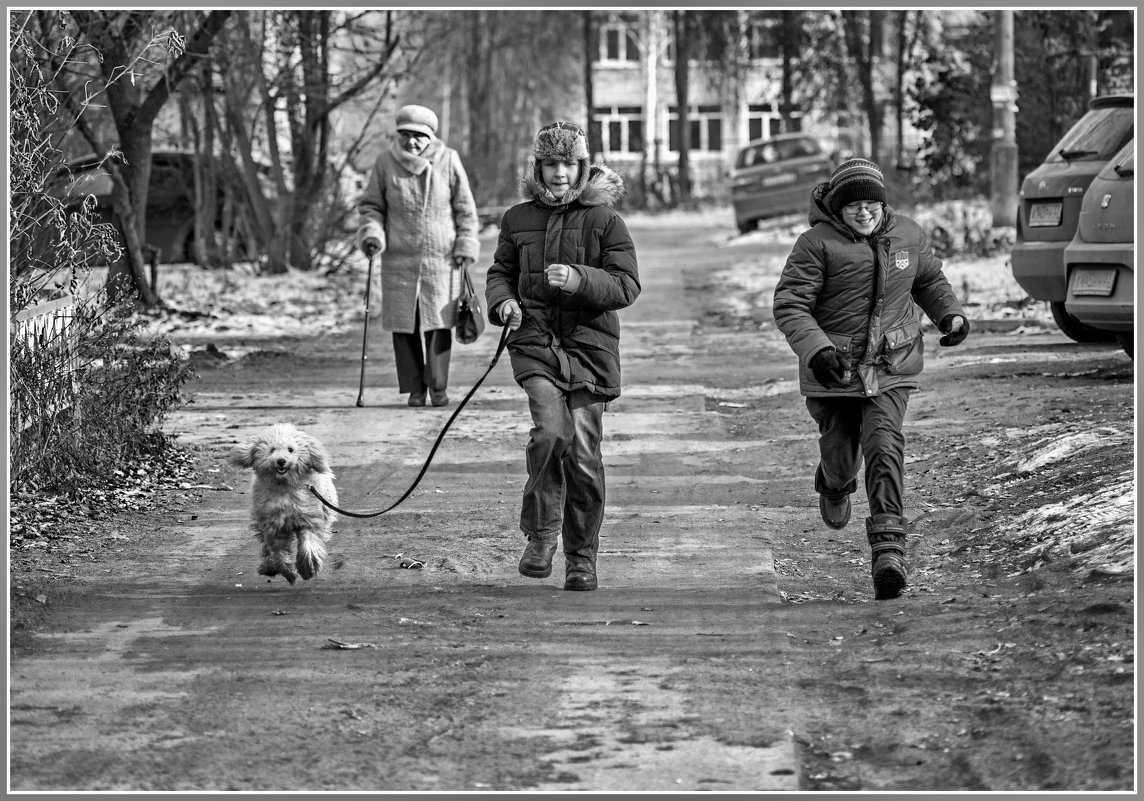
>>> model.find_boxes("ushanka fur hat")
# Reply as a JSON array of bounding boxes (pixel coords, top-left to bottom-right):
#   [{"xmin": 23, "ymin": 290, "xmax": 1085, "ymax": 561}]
[
  {"xmin": 529, "ymin": 120, "xmax": 591, "ymax": 205},
  {"xmin": 827, "ymin": 157, "xmax": 887, "ymax": 214},
  {"xmin": 533, "ymin": 120, "xmax": 590, "ymax": 162}
]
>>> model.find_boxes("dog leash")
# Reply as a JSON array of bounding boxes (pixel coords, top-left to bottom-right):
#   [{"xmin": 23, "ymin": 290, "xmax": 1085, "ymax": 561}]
[{"xmin": 307, "ymin": 325, "xmax": 511, "ymax": 518}]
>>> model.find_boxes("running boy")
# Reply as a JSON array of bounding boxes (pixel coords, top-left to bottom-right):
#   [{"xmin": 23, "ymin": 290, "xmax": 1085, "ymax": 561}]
[{"xmin": 485, "ymin": 121, "xmax": 640, "ymax": 591}]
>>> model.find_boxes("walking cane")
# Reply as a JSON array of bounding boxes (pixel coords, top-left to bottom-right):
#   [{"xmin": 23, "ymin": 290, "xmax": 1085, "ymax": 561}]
[{"xmin": 355, "ymin": 251, "xmax": 376, "ymax": 407}]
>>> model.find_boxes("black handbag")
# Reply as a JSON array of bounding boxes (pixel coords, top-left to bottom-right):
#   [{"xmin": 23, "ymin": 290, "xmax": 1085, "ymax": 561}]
[{"xmin": 454, "ymin": 266, "xmax": 485, "ymax": 345}]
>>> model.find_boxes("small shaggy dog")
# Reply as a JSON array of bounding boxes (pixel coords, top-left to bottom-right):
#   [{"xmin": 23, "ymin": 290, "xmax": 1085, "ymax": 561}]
[{"xmin": 229, "ymin": 423, "xmax": 338, "ymax": 584}]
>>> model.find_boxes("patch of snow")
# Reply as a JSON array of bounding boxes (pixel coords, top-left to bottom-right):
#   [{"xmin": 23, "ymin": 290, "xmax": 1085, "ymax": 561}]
[
  {"xmin": 1016, "ymin": 429, "xmax": 1130, "ymax": 474},
  {"xmin": 1003, "ymin": 469, "xmax": 1135, "ymax": 575}
]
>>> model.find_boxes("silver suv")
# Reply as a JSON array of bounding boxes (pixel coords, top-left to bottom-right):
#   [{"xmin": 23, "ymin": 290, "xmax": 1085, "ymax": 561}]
[{"xmin": 1010, "ymin": 94, "xmax": 1134, "ymax": 341}]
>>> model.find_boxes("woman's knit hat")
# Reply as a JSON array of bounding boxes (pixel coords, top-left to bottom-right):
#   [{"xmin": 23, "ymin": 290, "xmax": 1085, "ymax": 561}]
[
  {"xmin": 529, "ymin": 120, "xmax": 591, "ymax": 205},
  {"xmin": 827, "ymin": 158, "xmax": 887, "ymax": 214},
  {"xmin": 395, "ymin": 104, "xmax": 438, "ymax": 137}
]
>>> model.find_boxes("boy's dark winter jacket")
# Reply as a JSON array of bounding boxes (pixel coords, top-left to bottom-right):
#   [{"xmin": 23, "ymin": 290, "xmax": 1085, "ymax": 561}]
[
  {"xmin": 773, "ymin": 192, "xmax": 964, "ymax": 398},
  {"xmin": 485, "ymin": 165, "xmax": 640, "ymax": 399}
]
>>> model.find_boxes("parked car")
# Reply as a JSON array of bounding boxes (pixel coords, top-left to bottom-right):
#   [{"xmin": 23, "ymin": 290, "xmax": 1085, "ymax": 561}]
[
  {"xmin": 1062, "ymin": 138, "xmax": 1135, "ymax": 359},
  {"xmin": 730, "ymin": 133, "xmax": 834, "ymax": 234},
  {"xmin": 1010, "ymin": 93, "xmax": 1134, "ymax": 341},
  {"xmin": 56, "ymin": 150, "xmax": 263, "ymax": 265}
]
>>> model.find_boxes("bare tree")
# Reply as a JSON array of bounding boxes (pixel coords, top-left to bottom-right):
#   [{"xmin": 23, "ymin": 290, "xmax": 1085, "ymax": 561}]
[
  {"xmin": 412, "ymin": 11, "xmax": 584, "ymax": 208},
  {"xmin": 841, "ymin": 10, "xmax": 886, "ymax": 162},
  {"xmin": 670, "ymin": 10, "xmax": 694, "ymax": 206},
  {"xmin": 583, "ymin": 12, "xmax": 601, "ymax": 162},
  {"xmin": 202, "ymin": 10, "xmax": 406, "ymax": 274},
  {"xmin": 53, "ymin": 10, "xmax": 232, "ymax": 306}
]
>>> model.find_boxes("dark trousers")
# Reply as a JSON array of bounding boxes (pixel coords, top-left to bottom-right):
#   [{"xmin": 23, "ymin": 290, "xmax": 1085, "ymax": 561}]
[
  {"xmin": 805, "ymin": 387, "xmax": 910, "ymax": 518},
  {"xmin": 519, "ymin": 377, "xmax": 606, "ymax": 562},
  {"xmin": 392, "ymin": 303, "xmax": 452, "ymax": 394}
]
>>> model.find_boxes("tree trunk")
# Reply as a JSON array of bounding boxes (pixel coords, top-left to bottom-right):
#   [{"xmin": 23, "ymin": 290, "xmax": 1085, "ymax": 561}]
[
  {"xmin": 71, "ymin": 10, "xmax": 232, "ymax": 305},
  {"xmin": 641, "ymin": 11, "xmax": 662, "ymax": 207},
  {"xmin": 843, "ymin": 10, "xmax": 883, "ymax": 162},
  {"xmin": 672, "ymin": 10, "xmax": 693, "ymax": 206},
  {"xmin": 894, "ymin": 11, "xmax": 907, "ymax": 169},
  {"xmin": 583, "ymin": 12, "xmax": 600, "ymax": 161},
  {"xmin": 780, "ymin": 11, "xmax": 798, "ymax": 132}
]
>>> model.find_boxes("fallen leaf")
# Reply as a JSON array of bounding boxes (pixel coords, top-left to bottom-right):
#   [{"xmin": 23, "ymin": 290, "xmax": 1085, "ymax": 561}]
[{"xmin": 322, "ymin": 639, "xmax": 378, "ymax": 650}]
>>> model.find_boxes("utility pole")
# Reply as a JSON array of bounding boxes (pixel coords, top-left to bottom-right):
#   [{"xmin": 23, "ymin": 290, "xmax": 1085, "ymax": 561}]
[{"xmin": 990, "ymin": 9, "xmax": 1019, "ymax": 228}]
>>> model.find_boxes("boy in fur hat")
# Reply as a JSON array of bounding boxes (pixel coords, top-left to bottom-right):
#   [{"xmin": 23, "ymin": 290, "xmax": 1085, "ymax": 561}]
[
  {"xmin": 485, "ymin": 121, "xmax": 641, "ymax": 591},
  {"xmin": 773, "ymin": 157, "xmax": 969, "ymax": 600}
]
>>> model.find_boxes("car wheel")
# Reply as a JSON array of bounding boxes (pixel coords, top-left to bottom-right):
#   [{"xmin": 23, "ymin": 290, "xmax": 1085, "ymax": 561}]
[
  {"xmin": 737, "ymin": 218, "xmax": 758, "ymax": 235},
  {"xmin": 1116, "ymin": 333, "xmax": 1134, "ymax": 360},
  {"xmin": 1049, "ymin": 301, "xmax": 1118, "ymax": 343}
]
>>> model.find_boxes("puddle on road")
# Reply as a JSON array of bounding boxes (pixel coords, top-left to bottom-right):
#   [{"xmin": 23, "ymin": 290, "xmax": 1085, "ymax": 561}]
[{"xmin": 503, "ymin": 659, "xmax": 798, "ymax": 791}]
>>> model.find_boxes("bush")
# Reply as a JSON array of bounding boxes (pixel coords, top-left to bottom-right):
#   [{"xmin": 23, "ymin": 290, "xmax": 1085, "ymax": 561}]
[
  {"xmin": 9, "ymin": 13, "xmax": 195, "ymax": 498},
  {"xmin": 908, "ymin": 198, "xmax": 1016, "ymax": 260},
  {"xmin": 10, "ymin": 294, "xmax": 195, "ymax": 495}
]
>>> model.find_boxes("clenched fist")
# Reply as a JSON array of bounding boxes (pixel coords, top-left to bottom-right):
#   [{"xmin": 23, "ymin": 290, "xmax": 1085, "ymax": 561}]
[{"xmin": 545, "ymin": 263, "xmax": 582, "ymax": 293}]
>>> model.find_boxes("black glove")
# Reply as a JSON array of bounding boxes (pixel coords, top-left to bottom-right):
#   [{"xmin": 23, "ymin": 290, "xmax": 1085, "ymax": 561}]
[
  {"xmin": 809, "ymin": 348, "xmax": 851, "ymax": 388},
  {"xmin": 362, "ymin": 238, "xmax": 380, "ymax": 258},
  {"xmin": 939, "ymin": 314, "xmax": 970, "ymax": 347}
]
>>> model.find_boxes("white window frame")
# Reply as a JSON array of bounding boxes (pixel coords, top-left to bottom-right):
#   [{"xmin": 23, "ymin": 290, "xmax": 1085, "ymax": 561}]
[
  {"xmin": 667, "ymin": 105, "xmax": 724, "ymax": 154},
  {"xmin": 595, "ymin": 106, "xmax": 645, "ymax": 155},
  {"xmin": 598, "ymin": 15, "xmax": 640, "ymax": 65}
]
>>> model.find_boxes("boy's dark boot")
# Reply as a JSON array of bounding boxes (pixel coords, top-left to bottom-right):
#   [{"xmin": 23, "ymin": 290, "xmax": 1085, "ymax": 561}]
[
  {"xmin": 866, "ymin": 514, "xmax": 908, "ymax": 600},
  {"xmin": 518, "ymin": 538, "xmax": 557, "ymax": 579},
  {"xmin": 819, "ymin": 492, "xmax": 852, "ymax": 529},
  {"xmin": 564, "ymin": 555, "xmax": 598, "ymax": 591},
  {"xmin": 562, "ymin": 528, "xmax": 599, "ymax": 591},
  {"xmin": 814, "ymin": 464, "xmax": 854, "ymax": 529}
]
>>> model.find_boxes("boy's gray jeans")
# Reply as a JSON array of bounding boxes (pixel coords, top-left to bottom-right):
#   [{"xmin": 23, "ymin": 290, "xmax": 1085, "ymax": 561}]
[{"xmin": 519, "ymin": 376, "xmax": 606, "ymax": 562}]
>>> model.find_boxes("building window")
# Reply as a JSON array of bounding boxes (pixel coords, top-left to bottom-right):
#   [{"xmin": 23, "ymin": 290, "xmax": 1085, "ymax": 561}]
[
  {"xmin": 748, "ymin": 103, "xmax": 772, "ymax": 142},
  {"xmin": 600, "ymin": 18, "xmax": 640, "ymax": 63},
  {"xmin": 746, "ymin": 18, "xmax": 780, "ymax": 60},
  {"xmin": 596, "ymin": 106, "xmax": 645, "ymax": 154},
  {"xmin": 748, "ymin": 102, "xmax": 803, "ymax": 140},
  {"xmin": 668, "ymin": 105, "xmax": 723, "ymax": 152}
]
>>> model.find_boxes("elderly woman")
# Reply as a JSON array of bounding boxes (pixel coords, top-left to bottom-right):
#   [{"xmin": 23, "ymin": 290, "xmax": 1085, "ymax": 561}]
[
  {"xmin": 356, "ymin": 104, "xmax": 480, "ymax": 407},
  {"xmin": 772, "ymin": 158, "xmax": 969, "ymax": 600}
]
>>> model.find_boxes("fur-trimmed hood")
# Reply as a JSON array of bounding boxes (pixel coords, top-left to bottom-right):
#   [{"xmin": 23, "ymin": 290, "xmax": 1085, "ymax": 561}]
[{"xmin": 521, "ymin": 163, "xmax": 626, "ymax": 208}]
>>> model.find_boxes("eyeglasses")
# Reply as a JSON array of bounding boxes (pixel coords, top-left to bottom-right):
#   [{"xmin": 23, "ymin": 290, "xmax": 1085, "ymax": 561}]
[
  {"xmin": 841, "ymin": 201, "xmax": 883, "ymax": 215},
  {"xmin": 397, "ymin": 130, "xmax": 429, "ymax": 141}
]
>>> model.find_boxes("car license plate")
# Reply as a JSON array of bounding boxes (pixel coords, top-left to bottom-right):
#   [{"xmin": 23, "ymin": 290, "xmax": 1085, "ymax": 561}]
[
  {"xmin": 762, "ymin": 173, "xmax": 797, "ymax": 187},
  {"xmin": 1069, "ymin": 268, "xmax": 1117, "ymax": 296},
  {"xmin": 1028, "ymin": 201, "xmax": 1062, "ymax": 227}
]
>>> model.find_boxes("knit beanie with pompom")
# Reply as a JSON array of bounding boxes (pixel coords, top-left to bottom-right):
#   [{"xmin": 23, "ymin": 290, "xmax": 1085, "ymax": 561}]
[{"xmin": 827, "ymin": 158, "xmax": 887, "ymax": 214}]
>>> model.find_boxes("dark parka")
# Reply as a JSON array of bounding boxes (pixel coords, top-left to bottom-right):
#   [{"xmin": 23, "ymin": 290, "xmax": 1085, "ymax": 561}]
[
  {"xmin": 773, "ymin": 193, "xmax": 964, "ymax": 398},
  {"xmin": 485, "ymin": 166, "xmax": 640, "ymax": 399}
]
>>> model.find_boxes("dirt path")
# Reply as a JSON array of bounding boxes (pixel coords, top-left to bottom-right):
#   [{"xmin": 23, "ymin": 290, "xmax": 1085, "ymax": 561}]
[{"xmin": 9, "ymin": 219, "xmax": 1135, "ymax": 792}]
